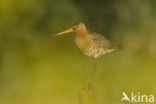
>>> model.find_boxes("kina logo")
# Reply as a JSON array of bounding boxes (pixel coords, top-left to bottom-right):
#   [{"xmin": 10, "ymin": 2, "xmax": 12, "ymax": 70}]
[{"xmin": 121, "ymin": 92, "xmax": 154, "ymax": 103}]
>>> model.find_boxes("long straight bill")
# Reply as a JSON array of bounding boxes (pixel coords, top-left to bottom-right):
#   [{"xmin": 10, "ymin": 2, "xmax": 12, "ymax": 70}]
[{"xmin": 55, "ymin": 28, "xmax": 73, "ymax": 36}]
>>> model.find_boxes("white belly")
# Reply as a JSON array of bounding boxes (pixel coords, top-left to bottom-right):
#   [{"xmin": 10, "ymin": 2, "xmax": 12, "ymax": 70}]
[{"xmin": 83, "ymin": 45, "xmax": 115, "ymax": 58}]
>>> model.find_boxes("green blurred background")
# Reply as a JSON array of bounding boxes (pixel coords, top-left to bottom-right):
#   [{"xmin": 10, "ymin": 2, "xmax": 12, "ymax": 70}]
[{"xmin": 0, "ymin": 0, "xmax": 156, "ymax": 104}]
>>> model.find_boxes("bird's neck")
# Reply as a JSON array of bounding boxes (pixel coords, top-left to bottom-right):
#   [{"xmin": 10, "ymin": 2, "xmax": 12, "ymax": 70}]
[{"xmin": 76, "ymin": 30, "xmax": 88, "ymax": 37}]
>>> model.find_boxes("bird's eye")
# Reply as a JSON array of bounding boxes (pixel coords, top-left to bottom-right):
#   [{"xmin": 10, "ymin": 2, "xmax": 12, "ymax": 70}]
[{"xmin": 73, "ymin": 25, "xmax": 78, "ymax": 28}]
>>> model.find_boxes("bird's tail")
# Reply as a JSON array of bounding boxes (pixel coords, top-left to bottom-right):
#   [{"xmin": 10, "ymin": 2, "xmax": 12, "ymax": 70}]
[{"xmin": 116, "ymin": 45, "xmax": 122, "ymax": 49}]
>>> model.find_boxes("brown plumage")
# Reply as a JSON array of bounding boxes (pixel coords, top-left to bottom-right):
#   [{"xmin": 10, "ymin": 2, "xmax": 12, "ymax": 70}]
[
  {"xmin": 56, "ymin": 22, "xmax": 118, "ymax": 58},
  {"xmin": 55, "ymin": 22, "xmax": 121, "ymax": 83}
]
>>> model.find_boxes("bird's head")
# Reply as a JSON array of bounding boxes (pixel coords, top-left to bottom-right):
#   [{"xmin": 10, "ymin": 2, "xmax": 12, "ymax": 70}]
[{"xmin": 55, "ymin": 22, "xmax": 87, "ymax": 36}]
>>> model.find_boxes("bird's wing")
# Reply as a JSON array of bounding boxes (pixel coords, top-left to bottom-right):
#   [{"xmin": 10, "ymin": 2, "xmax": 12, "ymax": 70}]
[{"xmin": 91, "ymin": 33, "xmax": 116, "ymax": 50}]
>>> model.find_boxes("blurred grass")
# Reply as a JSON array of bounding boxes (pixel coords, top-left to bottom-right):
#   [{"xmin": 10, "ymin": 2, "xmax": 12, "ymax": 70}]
[{"xmin": 0, "ymin": 0, "xmax": 156, "ymax": 104}]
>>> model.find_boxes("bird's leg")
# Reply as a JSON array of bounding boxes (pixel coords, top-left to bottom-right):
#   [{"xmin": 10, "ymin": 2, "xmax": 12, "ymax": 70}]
[{"xmin": 90, "ymin": 58, "xmax": 97, "ymax": 84}]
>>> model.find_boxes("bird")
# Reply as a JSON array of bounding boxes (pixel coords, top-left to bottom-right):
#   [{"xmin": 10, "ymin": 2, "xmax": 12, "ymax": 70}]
[{"xmin": 55, "ymin": 22, "xmax": 120, "ymax": 82}]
